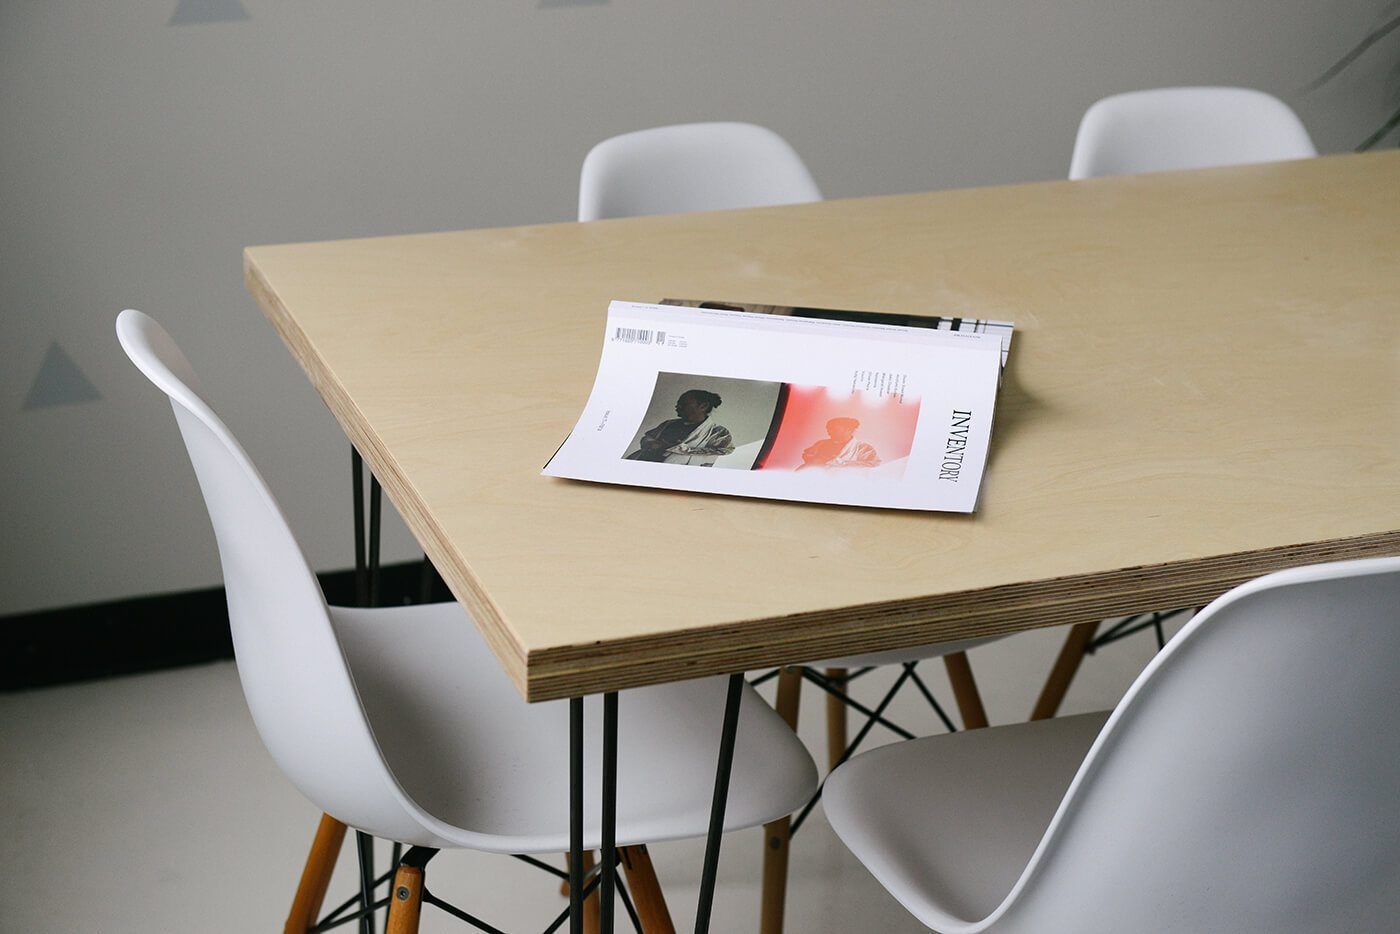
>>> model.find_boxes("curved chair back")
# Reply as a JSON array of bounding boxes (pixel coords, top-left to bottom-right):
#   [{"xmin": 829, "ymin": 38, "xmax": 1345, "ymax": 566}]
[
  {"xmin": 991, "ymin": 557, "xmax": 1400, "ymax": 932},
  {"xmin": 1069, "ymin": 87, "xmax": 1316, "ymax": 179},
  {"xmin": 116, "ymin": 309, "xmax": 434, "ymax": 843},
  {"xmin": 578, "ymin": 121, "xmax": 822, "ymax": 221}
]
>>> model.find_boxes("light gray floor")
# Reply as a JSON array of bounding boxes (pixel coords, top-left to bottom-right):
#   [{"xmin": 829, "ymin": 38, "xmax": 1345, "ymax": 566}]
[{"xmin": 0, "ymin": 616, "xmax": 1183, "ymax": 933}]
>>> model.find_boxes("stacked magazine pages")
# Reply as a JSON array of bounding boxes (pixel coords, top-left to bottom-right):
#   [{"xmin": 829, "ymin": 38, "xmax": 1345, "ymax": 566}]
[{"xmin": 543, "ymin": 300, "xmax": 1013, "ymax": 512}]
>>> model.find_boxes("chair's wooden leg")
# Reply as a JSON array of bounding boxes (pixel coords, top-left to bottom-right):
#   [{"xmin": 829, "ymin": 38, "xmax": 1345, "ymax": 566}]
[
  {"xmin": 1030, "ymin": 621, "xmax": 1101, "ymax": 720},
  {"xmin": 942, "ymin": 651, "xmax": 989, "ymax": 730},
  {"xmin": 823, "ymin": 667, "xmax": 848, "ymax": 772},
  {"xmin": 284, "ymin": 813, "xmax": 347, "ymax": 933},
  {"xmin": 384, "ymin": 862, "xmax": 425, "ymax": 934},
  {"xmin": 582, "ymin": 850, "xmax": 601, "ymax": 934},
  {"xmin": 760, "ymin": 667, "xmax": 803, "ymax": 934},
  {"xmin": 620, "ymin": 844, "xmax": 676, "ymax": 933},
  {"xmin": 560, "ymin": 852, "xmax": 602, "ymax": 933}
]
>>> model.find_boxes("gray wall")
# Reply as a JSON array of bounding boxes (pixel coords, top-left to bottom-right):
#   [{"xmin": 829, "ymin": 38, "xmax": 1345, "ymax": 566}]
[{"xmin": 2, "ymin": 1, "xmax": 1394, "ymax": 616}]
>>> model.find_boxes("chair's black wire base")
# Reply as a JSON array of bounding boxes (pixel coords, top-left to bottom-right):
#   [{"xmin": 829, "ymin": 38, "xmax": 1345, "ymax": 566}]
[
  {"xmin": 747, "ymin": 659, "xmax": 961, "ymax": 838},
  {"xmin": 749, "ymin": 664, "xmax": 874, "ymax": 689},
  {"xmin": 1085, "ymin": 606, "xmax": 1196, "ymax": 655},
  {"xmin": 312, "ymin": 844, "xmax": 645, "ymax": 934},
  {"xmin": 749, "ymin": 606, "xmax": 1201, "ymax": 844},
  {"xmin": 312, "ymin": 895, "xmax": 392, "ymax": 933}
]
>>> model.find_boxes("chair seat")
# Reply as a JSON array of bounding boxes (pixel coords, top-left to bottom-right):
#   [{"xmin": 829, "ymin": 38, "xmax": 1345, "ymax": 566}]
[
  {"xmin": 807, "ymin": 635, "xmax": 1000, "ymax": 670},
  {"xmin": 331, "ymin": 602, "xmax": 817, "ymax": 854},
  {"xmin": 824, "ymin": 711, "xmax": 1109, "ymax": 932}
]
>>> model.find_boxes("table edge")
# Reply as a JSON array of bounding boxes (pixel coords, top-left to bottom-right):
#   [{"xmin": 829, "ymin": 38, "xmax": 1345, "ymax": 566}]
[
  {"xmin": 520, "ymin": 530, "xmax": 1400, "ymax": 700},
  {"xmin": 244, "ymin": 250, "xmax": 533, "ymax": 691}
]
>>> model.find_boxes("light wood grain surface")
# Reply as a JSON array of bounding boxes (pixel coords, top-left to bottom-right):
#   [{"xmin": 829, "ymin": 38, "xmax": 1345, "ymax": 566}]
[{"xmin": 245, "ymin": 152, "xmax": 1400, "ymax": 702}]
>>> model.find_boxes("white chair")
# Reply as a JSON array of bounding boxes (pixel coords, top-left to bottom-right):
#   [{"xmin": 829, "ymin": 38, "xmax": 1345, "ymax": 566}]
[
  {"xmin": 578, "ymin": 122, "xmax": 999, "ymax": 934},
  {"xmin": 1069, "ymin": 86, "xmax": 1316, "ymax": 180},
  {"xmin": 826, "ymin": 557, "xmax": 1400, "ymax": 932},
  {"xmin": 578, "ymin": 122, "xmax": 822, "ymax": 221},
  {"xmin": 116, "ymin": 309, "xmax": 818, "ymax": 933}
]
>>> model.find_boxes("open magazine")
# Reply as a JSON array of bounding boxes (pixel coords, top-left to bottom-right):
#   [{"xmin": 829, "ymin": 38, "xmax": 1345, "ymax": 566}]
[{"xmin": 542, "ymin": 301, "xmax": 1012, "ymax": 512}]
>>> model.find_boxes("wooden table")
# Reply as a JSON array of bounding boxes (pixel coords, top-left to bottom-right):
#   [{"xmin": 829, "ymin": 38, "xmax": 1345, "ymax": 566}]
[
  {"xmin": 246, "ymin": 151, "xmax": 1400, "ymax": 705},
  {"xmin": 248, "ymin": 151, "xmax": 1400, "ymax": 934}
]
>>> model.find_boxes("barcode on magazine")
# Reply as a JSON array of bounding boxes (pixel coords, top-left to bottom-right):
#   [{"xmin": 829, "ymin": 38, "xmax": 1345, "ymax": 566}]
[{"xmin": 615, "ymin": 327, "xmax": 666, "ymax": 345}]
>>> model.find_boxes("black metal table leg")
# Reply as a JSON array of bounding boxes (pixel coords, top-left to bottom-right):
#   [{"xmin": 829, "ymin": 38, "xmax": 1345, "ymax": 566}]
[
  {"xmin": 355, "ymin": 450, "xmax": 740, "ymax": 934},
  {"xmin": 353, "ymin": 452, "xmax": 384, "ymax": 934},
  {"xmin": 352, "ymin": 447, "xmax": 367, "ymax": 606},
  {"xmin": 384, "ymin": 842, "xmax": 402, "ymax": 934},
  {"xmin": 694, "ymin": 673, "xmax": 744, "ymax": 934},
  {"xmin": 367, "ymin": 475, "xmax": 382, "ymax": 608},
  {"xmin": 352, "ymin": 450, "xmax": 388, "ymax": 932},
  {"xmin": 352, "ymin": 446, "xmax": 384, "ymax": 610},
  {"xmin": 569, "ymin": 697, "xmax": 585, "ymax": 934},
  {"xmin": 356, "ymin": 830, "xmax": 375, "ymax": 934},
  {"xmin": 600, "ymin": 692, "xmax": 619, "ymax": 933}
]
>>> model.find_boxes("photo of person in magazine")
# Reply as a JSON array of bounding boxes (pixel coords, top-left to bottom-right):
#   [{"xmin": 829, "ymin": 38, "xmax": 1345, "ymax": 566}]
[
  {"xmin": 760, "ymin": 385, "xmax": 916, "ymax": 479},
  {"xmin": 623, "ymin": 373, "xmax": 787, "ymax": 469},
  {"xmin": 626, "ymin": 388, "xmax": 735, "ymax": 466},
  {"xmin": 622, "ymin": 365, "xmax": 920, "ymax": 483},
  {"xmin": 797, "ymin": 417, "xmax": 882, "ymax": 470}
]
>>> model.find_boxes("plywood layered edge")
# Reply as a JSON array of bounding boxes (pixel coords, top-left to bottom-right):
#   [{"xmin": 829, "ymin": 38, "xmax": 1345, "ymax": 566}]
[
  {"xmin": 520, "ymin": 530, "xmax": 1400, "ymax": 701},
  {"xmin": 244, "ymin": 252, "xmax": 530, "ymax": 690}
]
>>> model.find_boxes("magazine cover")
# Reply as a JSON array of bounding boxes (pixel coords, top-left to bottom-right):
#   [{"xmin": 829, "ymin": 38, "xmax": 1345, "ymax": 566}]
[{"xmin": 542, "ymin": 301, "xmax": 1007, "ymax": 512}]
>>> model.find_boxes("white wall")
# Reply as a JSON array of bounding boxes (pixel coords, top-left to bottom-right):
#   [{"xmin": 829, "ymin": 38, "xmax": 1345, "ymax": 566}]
[{"xmin": 2, "ymin": 1, "xmax": 1393, "ymax": 615}]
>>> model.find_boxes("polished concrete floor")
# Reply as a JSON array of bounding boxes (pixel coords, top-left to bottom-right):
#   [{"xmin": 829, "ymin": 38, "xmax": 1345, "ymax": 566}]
[{"xmin": 0, "ymin": 617, "xmax": 1180, "ymax": 932}]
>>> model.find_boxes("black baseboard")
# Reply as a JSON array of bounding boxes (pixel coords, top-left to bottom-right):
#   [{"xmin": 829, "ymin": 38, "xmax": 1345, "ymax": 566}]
[{"xmin": 0, "ymin": 560, "xmax": 449, "ymax": 692}]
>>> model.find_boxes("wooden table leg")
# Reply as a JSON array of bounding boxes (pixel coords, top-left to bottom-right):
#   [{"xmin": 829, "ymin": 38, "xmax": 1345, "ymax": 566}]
[
  {"xmin": 942, "ymin": 651, "xmax": 989, "ymax": 730},
  {"xmin": 1030, "ymin": 621, "xmax": 1101, "ymax": 720},
  {"xmin": 620, "ymin": 844, "xmax": 676, "ymax": 933},
  {"xmin": 284, "ymin": 813, "xmax": 347, "ymax": 933},
  {"xmin": 760, "ymin": 667, "xmax": 803, "ymax": 934},
  {"xmin": 823, "ymin": 667, "xmax": 848, "ymax": 772}
]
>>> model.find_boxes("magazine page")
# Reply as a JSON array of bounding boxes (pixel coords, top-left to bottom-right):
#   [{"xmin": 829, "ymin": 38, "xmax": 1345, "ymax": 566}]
[
  {"xmin": 660, "ymin": 298, "xmax": 1015, "ymax": 369},
  {"xmin": 542, "ymin": 301, "xmax": 1005, "ymax": 512}
]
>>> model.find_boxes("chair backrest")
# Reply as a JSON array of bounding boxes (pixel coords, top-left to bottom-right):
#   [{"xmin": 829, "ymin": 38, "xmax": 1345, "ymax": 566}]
[
  {"xmin": 988, "ymin": 557, "xmax": 1400, "ymax": 932},
  {"xmin": 578, "ymin": 121, "xmax": 822, "ymax": 221},
  {"xmin": 116, "ymin": 309, "xmax": 433, "ymax": 842},
  {"xmin": 1069, "ymin": 87, "xmax": 1316, "ymax": 180}
]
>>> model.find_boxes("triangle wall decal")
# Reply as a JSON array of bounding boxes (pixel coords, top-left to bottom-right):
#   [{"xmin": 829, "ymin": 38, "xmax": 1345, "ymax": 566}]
[{"xmin": 23, "ymin": 342, "xmax": 102, "ymax": 410}]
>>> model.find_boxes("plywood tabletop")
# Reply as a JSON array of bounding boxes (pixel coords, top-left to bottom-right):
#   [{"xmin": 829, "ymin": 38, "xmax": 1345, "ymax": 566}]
[{"xmin": 245, "ymin": 151, "xmax": 1400, "ymax": 701}]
